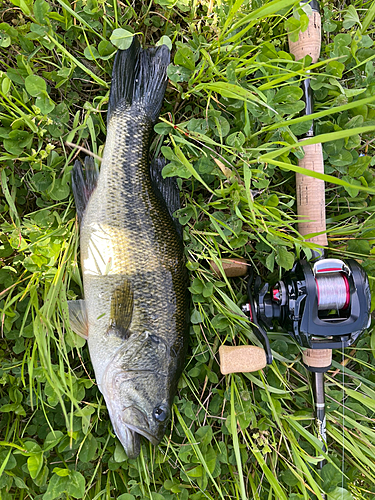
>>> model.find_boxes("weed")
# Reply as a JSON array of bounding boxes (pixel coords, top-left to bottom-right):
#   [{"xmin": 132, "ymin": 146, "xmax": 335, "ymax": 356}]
[{"xmin": 1, "ymin": 0, "xmax": 375, "ymax": 499}]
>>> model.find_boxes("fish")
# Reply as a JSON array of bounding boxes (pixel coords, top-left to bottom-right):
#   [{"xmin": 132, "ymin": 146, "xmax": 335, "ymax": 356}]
[{"xmin": 68, "ymin": 38, "xmax": 189, "ymax": 459}]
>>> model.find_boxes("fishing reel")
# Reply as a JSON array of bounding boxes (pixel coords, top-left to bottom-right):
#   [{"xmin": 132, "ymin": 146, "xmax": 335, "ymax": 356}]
[{"xmin": 243, "ymin": 258, "xmax": 371, "ymax": 368}]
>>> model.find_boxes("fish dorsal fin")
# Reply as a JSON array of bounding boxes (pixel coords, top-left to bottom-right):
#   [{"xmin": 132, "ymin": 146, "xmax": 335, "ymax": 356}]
[
  {"xmin": 71, "ymin": 156, "xmax": 99, "ymax": 222},
  {"xmin": 68, "ymin": 299, "xmax": 89, "ymax": 339},
  {"xmin": 108, "ymin": 279, "xmax": 134, "ymax": 340},
  {"xmin": 150, "ymin": 157, "xmax": 182, "ymax": 238}
]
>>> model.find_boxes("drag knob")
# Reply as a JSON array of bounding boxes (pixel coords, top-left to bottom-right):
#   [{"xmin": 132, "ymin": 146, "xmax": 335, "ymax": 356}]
[{"xmin": 272, "ymin": 287, "xmax": 281, "ymax": 303}]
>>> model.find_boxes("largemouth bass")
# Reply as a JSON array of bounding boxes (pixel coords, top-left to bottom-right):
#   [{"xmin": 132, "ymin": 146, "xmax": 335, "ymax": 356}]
[{"xmin": 68, "ymin": 38, "xmax": 188, "ymax": 458}]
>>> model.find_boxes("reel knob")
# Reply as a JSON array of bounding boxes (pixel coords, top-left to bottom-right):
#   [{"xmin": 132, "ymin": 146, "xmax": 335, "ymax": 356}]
[
  {"xmin": 210, "ymin": 258, "xmax": 248, "ymax": 278},
  {"xmin": 214, "ymin": 263, "xmax": 272, "ymax": 375},
  {"xmin": 219, "ymin": 345, "xmax": 267, "ymax": 374}
]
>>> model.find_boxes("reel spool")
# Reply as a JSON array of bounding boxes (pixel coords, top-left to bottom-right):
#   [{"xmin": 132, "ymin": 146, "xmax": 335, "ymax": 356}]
[{"xmin": 243, "ymin": 258, "xmax": 371, "ymax": 371}]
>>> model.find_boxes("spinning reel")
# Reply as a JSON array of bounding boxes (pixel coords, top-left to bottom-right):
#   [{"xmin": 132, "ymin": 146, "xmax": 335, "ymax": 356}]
[{"xmin": 242, "ymin": 258, "xmax": 371, "ymax": 372}]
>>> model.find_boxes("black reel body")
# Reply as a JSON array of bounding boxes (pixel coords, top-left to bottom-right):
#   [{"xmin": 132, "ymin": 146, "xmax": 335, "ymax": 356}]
[{"xmin": 244, "ymin": 258, "xmax": 371, "ymax": 362}]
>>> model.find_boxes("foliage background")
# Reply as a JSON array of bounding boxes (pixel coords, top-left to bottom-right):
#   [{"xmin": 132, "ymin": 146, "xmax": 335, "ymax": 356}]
[{"xmin": 1, "ymin": 0, "xmax": 375, "ymax": 498}]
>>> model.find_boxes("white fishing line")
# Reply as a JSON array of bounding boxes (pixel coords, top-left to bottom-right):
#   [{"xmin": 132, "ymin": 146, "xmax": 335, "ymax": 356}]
[
  {"xmin": 341, "ymin": 342, "xmax": 345, "ymax": 495},
  {"xmin": 315, "ymin": 273, "xmax": 349, "ymax": 311}
]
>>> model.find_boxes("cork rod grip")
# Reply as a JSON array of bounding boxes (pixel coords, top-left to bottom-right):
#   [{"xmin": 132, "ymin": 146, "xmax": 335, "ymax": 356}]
[
  {"xmin": 296, "ymin": 142, "xmax": 328, "ymax": 246},
  {"xmin": 298, "ymin": 145, "xmax": 331, "ymax": 369},
  {"xmin": 210, "ymin": 258, "xmax": 248, "ymax": 278},
  {"xmin": 288, "ymin": 11, "xmax": 321, "ymax": 63},
  {"xmin": 302, "ymin": 348, "xmax": 332, "ymax": 370},
  {"xmin": 219, "ymin": 345, "xmax": 267, "ymax": 374}
]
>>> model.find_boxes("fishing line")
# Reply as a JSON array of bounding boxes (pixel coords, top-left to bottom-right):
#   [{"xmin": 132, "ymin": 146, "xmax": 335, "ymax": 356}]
[
  {"xmin": 315, "ymin": 273, "xmax": 350, "ymax": 311},
  {"xmin": 341, "ymin": 342, "xmax": 345, "ymax": 495}
]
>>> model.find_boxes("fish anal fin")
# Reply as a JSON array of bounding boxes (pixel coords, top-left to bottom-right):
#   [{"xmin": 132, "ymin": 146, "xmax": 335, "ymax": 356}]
[
  {"xmin": 108, "ymin": 279, "xmax": 134, "ymax": 340},
  {"xmin": 71, "ymin": 156, "xmax": 99, "ymax": 222},
  {"xmin": 68, "ymin": 299, "xmax": 89, "ymax": 339}
]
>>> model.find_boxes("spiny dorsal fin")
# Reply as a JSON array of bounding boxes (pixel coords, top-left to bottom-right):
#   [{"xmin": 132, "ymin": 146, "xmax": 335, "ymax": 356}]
[
  {"xmin": 68, "ymin": 299, "xmax": 89, "ymax": 339},
  {"xmin": 150, "ymin": 157, "xmax": 182, "ymax": 239}
]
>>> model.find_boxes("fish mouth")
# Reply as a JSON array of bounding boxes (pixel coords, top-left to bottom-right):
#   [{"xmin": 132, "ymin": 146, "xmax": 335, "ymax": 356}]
[
  {"xmin": 109, "ymin": 405, "xmax": 159, "ymax": 459},
  {"xmin": 100, "ymin": 360, "xmax": 165, "ymax": 458},
  {"xmin": 122, "ymin": 421, "xmax": 159, "ymax": 445}
]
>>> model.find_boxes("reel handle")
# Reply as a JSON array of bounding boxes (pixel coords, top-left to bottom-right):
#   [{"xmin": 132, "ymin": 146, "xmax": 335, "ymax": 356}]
[
  {"xmin": 219, "ymin": 345, "xmax": 267, "ymax": 374},
  {"xmin": 214, "ymin": 262, "xmax": 271, "ymax": 375}
]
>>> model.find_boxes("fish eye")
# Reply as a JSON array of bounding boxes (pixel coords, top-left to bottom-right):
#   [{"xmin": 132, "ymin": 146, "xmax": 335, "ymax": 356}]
[{"xmin": 153, "ymin": 405, "xmax": 168, "ymax": 422}]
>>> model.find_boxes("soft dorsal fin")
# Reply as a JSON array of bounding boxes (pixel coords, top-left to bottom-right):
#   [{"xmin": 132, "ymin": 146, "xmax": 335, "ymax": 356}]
[
  {"xmin": 150, "ymin": 157, "xmax": 182, "ymax": 238},
  {"xmin": 68, "ymin": 299, "xmax": 89, "ymax": 339},
  {"xmin": 71, "ymin": 156, "xmax": 99, "ymax": 222}
]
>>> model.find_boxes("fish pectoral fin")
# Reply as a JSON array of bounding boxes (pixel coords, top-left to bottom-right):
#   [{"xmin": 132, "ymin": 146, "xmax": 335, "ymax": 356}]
[
  {"xmin": 108, "ymin": 279, "xmax": 134, "ymax": 339},
  {"xmin": 71, "ymin": 156, "xmax": 99, "ymax": 223},
  {"xmin": 68, "ymin": 299, "xmax": 89, "ymax": 339}
]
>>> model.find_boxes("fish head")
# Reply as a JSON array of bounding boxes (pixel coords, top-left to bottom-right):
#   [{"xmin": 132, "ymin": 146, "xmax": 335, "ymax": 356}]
[{"xmin": 100, "ymin": 332, "xmax": 178, "ymax": 458}]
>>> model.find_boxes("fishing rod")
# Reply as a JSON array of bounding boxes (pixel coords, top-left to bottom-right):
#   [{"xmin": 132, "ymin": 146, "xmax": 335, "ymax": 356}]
[
  {"xmin": 218, "ymin": 0, "xmax": 371, "ymax": 483},
  {"xmin": 289, "ymin": 0, "xmax": 331, "ymax": 465}
]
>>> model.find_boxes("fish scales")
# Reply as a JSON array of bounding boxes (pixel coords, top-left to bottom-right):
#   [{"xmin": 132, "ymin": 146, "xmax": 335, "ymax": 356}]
[
  {"xmin": 70, "ymin": 39, "xmax": 188, "ymax": 458},
  {"xmin": 82, "ymin": 107, "xmax": 186, "ymax": 380}
]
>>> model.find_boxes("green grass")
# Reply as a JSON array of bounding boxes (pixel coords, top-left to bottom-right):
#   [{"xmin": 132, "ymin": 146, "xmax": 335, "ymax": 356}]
[{"xmin": 1, "ymin": 0, "xmax": 375, "ymax": 498}]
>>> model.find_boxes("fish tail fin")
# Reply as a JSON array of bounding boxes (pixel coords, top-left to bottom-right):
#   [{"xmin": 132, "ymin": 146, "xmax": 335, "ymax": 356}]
[{"xmin": 108, "ymin": 38, "xmax": 170, "ymax": 124}]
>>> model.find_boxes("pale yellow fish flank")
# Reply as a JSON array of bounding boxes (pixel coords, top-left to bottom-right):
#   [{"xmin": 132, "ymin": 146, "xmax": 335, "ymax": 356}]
[{"xmin": 82, "ymin": 223, "xmax": 115, "ymax": 276}]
